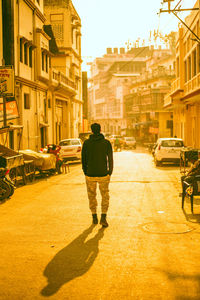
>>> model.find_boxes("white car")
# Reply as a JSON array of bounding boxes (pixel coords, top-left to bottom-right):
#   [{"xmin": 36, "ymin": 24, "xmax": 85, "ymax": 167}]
[
  {"xmin": 59, "ymin": 138, "xmax": 82, "ymax": 162},
  {"xmin": 154, "ymin": 138, "xmax": 185, "ymax": 166},
  {"xmin": 123, "ymin": 137, "xmax": 136, "ymax": 149}
]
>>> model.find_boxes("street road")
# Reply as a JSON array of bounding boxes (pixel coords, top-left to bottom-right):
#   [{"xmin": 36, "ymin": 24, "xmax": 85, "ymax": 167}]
[{"xmin": 0, "ymin": 148, "xmax": 200, "ymax": 300}]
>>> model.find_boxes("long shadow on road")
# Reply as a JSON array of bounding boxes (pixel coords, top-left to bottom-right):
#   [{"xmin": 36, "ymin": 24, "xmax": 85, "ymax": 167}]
[{"xmin": 41, "ymin": 225, "xmax": 105, "ymax": 297}]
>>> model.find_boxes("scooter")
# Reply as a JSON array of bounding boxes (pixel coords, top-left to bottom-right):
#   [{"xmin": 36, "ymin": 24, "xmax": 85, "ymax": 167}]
[
  {"xmin": 0, "ymin": 168, "xmax": 15, "ymax": 201},
  {"xmin": 114, "ymin": 144, "xmax": 122, "ymax": 152}
]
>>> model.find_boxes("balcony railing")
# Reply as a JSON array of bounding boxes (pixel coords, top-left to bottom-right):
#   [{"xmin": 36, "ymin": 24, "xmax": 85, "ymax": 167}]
[
  {"xmin": 133, "ymin": 69, "xmax": 175, "ymax": 83},
  {"xmin": 125, "ymin": 102, "xmax": 164, "ymax": 116},
  {"xmin": 164, "ymin": 93, "xmax": 173, "ymax": 107},
  {"xmin": 184, "ymin": 73, "xmax": 200, "ymax": 96},
  {"xmin": 60, "ymin": 73, "xmax": 75, "ymax": 89},
  {"xmin": 52, "ymin": 69, "xmax": 76, "ymax": 91},
  {"xmin": 171, "ymin": 78, "xmax": 181, "ymax": 94},
  {"xmin": 140, "ymin": 103, "xmax": 165, "ymax": 111}
]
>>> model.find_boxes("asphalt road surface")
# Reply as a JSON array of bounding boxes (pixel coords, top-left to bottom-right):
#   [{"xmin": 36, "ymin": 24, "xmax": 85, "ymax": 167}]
[{"xmin": 0, "ymin": 148, "xmax": 200, "ymax": 300}]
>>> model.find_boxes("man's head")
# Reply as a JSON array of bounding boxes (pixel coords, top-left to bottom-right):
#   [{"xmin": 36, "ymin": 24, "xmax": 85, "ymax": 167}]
[{"xmin": 91, "ymin": 123, "xmax": 101, "ymax": 134}]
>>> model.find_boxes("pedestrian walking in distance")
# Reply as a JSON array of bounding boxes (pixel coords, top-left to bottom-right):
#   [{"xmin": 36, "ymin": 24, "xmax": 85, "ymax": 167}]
[{"xmin": 81, "ymin": 123, "xmax": 113, "ymax": 227}]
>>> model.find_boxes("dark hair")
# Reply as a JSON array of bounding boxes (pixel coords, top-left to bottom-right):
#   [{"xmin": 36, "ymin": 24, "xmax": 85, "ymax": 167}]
[{"xmin": 91, "ymin": 123, "xmax": 101, "ymax": 134}]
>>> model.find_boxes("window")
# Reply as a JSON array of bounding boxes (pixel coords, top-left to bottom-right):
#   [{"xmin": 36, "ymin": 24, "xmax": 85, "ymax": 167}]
[
  {"xmin": 192, "ymin": 49, "xmax": 197, "ymax": 77},
  {"xmin": 42, "ymin": 52, "xmax": 45, "ymax": 71},
  {"xmin": 48, "ymin": 98, "xmax": 51, "ymax": 108},
  {"xmin": 24, "ymin": 43, "xmax": 28, "ymax": 65},
  {"xmin": 46, "ymin": 54, "xmax": 48, "ymax": 72},
  {"xmin": 71, "ymin": 140, "xmax": 81, "ymax": 145},
  {"xmin": 71, "ymin": 29, "xmax": 74, "ymax": 44},
  {"xmin": 161, "ymin": 140, "xmax": 183, "ymax": 147},
  {"xmin": 29, "ymin": 47, "xmax": 32, "ymax": 68},
  {"xmin": 20, "ymin": 38, "xmax": 23, "ymax": 62},
  {"xmin": 59, "ymin": 140, "xmax": 71, "ymax": 146},
  {"xmin": 188, "ymin": 56, "xmax": 191, "ymax": 80},
  {"xmin": 24, "ymin": 93, "xmax": 30, "ymax": 109},
  {"xmin": 176, "ymin": 57, "xmax": 179, "ymax": 77},
  {"xmin": 184, "ymin": 60, "xmax": 187, "ymax": 82}
]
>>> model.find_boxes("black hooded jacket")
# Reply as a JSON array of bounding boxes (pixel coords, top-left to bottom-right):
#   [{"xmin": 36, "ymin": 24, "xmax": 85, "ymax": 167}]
[{"xmin": 81, "ymin": 133, "xmax": 113, "ymax": 177}]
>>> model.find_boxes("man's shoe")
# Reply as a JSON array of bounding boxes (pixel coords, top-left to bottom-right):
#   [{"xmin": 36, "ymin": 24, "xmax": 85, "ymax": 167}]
[
  {"xmin": 92, "ymin": 214, "xmax": 98, "ymax": 225},
  {"xmin": 100, "ymin": 214, "xmax": 109, "ymax": 227}
]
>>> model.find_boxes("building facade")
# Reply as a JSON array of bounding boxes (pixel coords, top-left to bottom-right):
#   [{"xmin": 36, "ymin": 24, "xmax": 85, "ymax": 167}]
[
  {"xmin": 165, "ymin": 1, "xmax": 200, "ymax": 148},
  {"xmin": 88, "ymin": 47, "xmax": 151, "ymax": 135},
  {"xmin": 89, "ymin": 45, "xmax": 175, "ymax": 140},
  {"xmin": 44, "ymin": 0, "xmax": 83, "ymax": 140},
  {"xmin": 0, "ymin": 0, "xmax": 82, "ymax": 151},
  {"xmin": 125, "ymin": 47, "xmax": 175, "ymax": 142}
]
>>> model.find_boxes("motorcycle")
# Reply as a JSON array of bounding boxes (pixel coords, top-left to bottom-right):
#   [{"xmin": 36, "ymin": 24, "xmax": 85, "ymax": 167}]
[
  {"xmin": 0, "ymin": 168, "xmax": 15, "ymax": 201},
  {"xmin": 114, "ymin": 144, "xmax": 122, "ymax": 152}
]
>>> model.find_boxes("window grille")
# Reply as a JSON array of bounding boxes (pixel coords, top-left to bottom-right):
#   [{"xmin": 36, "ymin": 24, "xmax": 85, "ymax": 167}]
[{"xmin": 52, "ymin": 23, "xmax": 64, "ymax": 40}]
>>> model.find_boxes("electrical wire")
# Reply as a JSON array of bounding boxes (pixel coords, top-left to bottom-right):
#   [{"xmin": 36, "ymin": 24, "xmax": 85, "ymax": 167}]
[
  {"xmin": 103, "ymin": 0, "xmax": 185, "ymax": 75},
  {"xmin": 158, "ymin": 0, "xmax": 183, "ymax": 33}
]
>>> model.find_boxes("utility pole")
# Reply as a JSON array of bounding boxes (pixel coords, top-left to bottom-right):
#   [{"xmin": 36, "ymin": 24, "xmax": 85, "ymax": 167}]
[{"xmin": 159, "ymin": 0, "xmax": 200, "ymax": 44}]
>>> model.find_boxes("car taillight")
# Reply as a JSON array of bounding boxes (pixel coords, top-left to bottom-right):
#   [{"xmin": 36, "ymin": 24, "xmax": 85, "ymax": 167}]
[{"xmin": 77, "ymin": 146, "xmax": 81, "ymax": 152}]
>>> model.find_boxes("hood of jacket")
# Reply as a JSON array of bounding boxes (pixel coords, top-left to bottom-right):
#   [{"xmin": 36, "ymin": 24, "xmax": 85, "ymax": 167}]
[{"xmin": 89, "ymin": 133, "xmax": 104, "ymax": 142}]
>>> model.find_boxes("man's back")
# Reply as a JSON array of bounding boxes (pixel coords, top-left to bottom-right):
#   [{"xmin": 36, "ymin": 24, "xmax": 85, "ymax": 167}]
[{"xmin": 81, "ymin": 133, "xmax": 113, "ymax": 177}]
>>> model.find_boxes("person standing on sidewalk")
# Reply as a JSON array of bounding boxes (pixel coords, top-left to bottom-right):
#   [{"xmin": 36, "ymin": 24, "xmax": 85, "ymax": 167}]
[{"xmin": 81, "ymin": 123, "xmax": 113, "ymax": 227}]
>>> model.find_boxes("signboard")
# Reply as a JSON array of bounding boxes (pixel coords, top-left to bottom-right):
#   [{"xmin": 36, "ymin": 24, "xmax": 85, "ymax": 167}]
[
  {"xmin": 149, "ymin": 127, "xmax": 159, "ymax": 134},
  {"xmin": 0, "ymin": 66, "xmax": 14, "ymax": 97},
  {"xmin": 0, "ymin": 100, "xmax": 19, "ymax": 122}
]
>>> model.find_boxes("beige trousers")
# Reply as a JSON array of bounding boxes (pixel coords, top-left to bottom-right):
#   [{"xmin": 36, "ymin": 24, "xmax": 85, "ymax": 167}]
[{"xmin": 85, "ymin": 175, "xmax": 110, "ymax": 214}]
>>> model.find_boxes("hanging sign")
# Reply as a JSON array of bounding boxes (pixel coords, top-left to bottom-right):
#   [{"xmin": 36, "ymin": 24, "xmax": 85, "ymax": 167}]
[
  {"xmin": 0, "ymin": 100, "xmax": 19, "ymax": 122},
  {"xmin": 0, "ymin": 66, "xmax": 15, "ymax": 97},
  {"xmin": 149, "ymin": 127, "xmax": 159, "ymax": 134}
]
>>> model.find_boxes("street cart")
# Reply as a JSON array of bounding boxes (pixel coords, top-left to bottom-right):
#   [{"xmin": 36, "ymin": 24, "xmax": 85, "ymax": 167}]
[
  {"xmin": 19, "ymin": 149, "xmax": 57, "ymax": 177},
  {"xmin": 0, "ymin": 144, "xmax": 31, "ymax": 185}
]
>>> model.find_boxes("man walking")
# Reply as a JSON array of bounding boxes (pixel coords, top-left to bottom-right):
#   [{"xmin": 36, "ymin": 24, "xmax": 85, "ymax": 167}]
[{"xmin": 81, "ymin": 123, "xmax": 113, "ymax": 227}]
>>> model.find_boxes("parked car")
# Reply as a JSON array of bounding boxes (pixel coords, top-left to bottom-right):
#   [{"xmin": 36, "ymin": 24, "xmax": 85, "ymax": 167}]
[
  {"xmin": 78, "ymin": 132, "xmax": 91, "ymax": 143},
  {"xmin": 123, "ymin": 137, "xmax": 136, "ymax": 149},
  {"xmin": 154, "ymin": 138, "xmax": 185, "ymax": 166},
  {"xmin": 59, "ymin": 138, "xmax": 82, "ymax": 162}
]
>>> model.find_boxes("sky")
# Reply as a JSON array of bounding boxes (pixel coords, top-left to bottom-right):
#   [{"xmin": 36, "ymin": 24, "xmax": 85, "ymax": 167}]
[{"xmin": 73, "ymin": 0, "xmax": 197, "ymax": 71}]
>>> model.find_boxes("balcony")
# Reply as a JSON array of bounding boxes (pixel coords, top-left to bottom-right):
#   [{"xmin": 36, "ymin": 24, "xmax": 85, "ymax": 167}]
[
  {"xmin": 184, "ymin": 73, "xmax": 200, "ymax": 98},
  {"xmin": 170, "ymin": 77, "xmax": 184, "ymax": 97},
  {"xmin": 164, "ymin": 93, "xmax": 173, "ymax": 107},
  {"xmin": 140, "ymin": 103, "xmax": 165, "ymax": 112},
  {"xmin": 51, "ymin": 69, "xmax": 76, "ymax": 95},
  {"xmin": 134, "ymin": 69, "xmax": 175, "ymax": 83}
]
